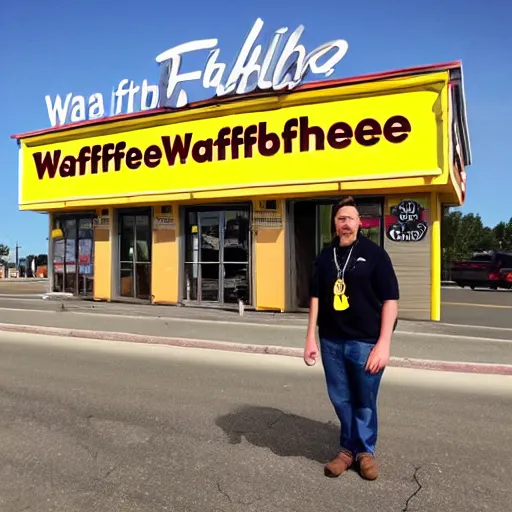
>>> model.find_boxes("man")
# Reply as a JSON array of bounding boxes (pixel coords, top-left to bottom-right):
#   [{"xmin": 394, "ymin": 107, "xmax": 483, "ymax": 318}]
[{"xmin": 304, "ymin": 196, "xmax": 399, "ymax": 481}]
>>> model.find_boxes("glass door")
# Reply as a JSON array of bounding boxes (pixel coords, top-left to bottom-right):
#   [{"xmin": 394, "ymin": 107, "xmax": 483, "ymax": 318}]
[
  {"xmin": 119, "ymin": 210, "xmax": 152, "ymax": 300},
  {"xmin": 184, "ymin": 207, "xmax": 251, "ymax": 305},
  {"xmin": 77, "ymin": 218, "xmax": 94, "ymax": 295},
  {"xmin": 62, "ymin": 217, "xmax": 77, "ymax": 294},
  {"xmin": 198, "ymin": 211, "xmax": 221, "ymax": 302},
  {"xmin": 223, "ymin": 210, "xmax": 250, "ymax": 304},
  {"xmin": 317, "ymin": 204, "xmax": 334, "ymax": 253}
]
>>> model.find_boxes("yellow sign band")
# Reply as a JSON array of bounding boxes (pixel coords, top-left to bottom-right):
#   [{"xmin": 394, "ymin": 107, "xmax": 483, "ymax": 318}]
[{"xmin": 20, "ymin": 84, "xmax": 446, "ymax": 206}]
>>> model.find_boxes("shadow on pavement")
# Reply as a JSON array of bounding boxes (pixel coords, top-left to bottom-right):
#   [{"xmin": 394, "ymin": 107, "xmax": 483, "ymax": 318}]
[{"xmin": 216, "ymin": 406, "xmax": 338, "ymax": 464}]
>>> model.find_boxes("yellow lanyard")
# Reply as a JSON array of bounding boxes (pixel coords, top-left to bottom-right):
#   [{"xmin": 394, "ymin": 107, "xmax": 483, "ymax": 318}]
[{"xmin": 332, "ymin": 245, "xmax": 353, "ymax": 311}]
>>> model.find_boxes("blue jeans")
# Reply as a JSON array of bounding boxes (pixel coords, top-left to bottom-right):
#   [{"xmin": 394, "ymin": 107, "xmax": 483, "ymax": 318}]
[{"xmin": 320, "ymin": 337, "xmax": 384, "ymax": 458}]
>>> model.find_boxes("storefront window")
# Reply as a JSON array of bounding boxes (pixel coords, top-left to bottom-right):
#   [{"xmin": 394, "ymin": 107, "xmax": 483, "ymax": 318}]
[
  {"xmin": 360, "ymin": 217, "xmax": 381, "ymax": 246},
  {"xmin": 52, "ymin": 214, "xmax": 94, "ymax": 295},
  {"xmin": 318, "ymin": 205, "xmax": 333, "ymax": 251},
  {"xmin": 357, "ymin": 202, "xmax": 383, "ymax": 248}
]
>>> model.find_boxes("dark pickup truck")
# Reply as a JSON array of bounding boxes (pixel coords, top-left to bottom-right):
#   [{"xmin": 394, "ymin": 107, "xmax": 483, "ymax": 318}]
[{"xmin": 451, "ymin": 251, "xmax": 512, "ymax": 290}]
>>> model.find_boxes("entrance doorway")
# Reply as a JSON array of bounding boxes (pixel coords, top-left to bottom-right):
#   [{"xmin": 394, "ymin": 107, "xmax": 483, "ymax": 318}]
[
  {"xmin": 290, "ymin": 198, "xmax": 384, "ymax": 309},
  {"xmin": 183, "ymin": 205, "xmax": 251, "ymax": 306},
  {"xmin": 118, "ymin": 209, "xmax": 152, "ymax": 300},
  {"xmin": 52, "ymin": 214, "xmax": 95, "ymax": 296}
]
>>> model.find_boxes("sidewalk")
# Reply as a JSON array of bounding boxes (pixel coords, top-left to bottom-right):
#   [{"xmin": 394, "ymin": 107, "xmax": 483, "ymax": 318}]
[
  {"xmin": 0, "ymin": 293, "xmax": 508, "ymax": 338},
  {"xmin": 0, "ymin": 298, "xmax": 511, "ymax": 375}
]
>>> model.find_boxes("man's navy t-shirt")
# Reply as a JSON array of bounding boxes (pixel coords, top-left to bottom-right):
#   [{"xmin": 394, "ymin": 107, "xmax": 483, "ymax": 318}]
[{"xmin": 309, "ymin": 234, "xmax": 400, "ymax": 342}]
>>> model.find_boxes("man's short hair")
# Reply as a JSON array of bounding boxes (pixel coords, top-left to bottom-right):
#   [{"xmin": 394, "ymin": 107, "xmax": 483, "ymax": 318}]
[
  {"xmin": 333, "ymin": 196, "xmax": 359, "ymax": 216},
  {"xmin": 339, "ymin": 196, "xmax": 357, "ymax": 208}
]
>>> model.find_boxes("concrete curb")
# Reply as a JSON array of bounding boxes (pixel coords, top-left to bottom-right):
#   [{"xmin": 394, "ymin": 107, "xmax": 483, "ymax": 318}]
[{"xmin": 1, "ymin": 322, "xmax": 511, "ymax": 376}]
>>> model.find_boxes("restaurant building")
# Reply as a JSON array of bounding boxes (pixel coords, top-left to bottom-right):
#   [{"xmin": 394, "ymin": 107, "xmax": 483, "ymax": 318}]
[{"xmin": 13, "ymin": 61, "xmax": 471, "ymax": 321}]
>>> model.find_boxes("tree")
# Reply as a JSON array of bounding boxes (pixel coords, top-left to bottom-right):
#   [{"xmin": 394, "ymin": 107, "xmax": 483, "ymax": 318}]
[
  {"xmin": 0, "ymin": 244, "xmax": 8, "ymax": 258},
  {"xmin": 441, "ymin": 210, "xmax": 500, "ymax": 280},
  {"xmin": 441, "ymin": 209, "xmax": 512, "ymax": 280},
  {"xmin": 502, "ymin": 217, "xmax": 512, "ymax": 251},
  {"xmin": 458, "ymin": 213, "xmax": 495, "ymax": 254},
  {"xmin": 490, "ymin": 218, "xmax": 512, "ymax": 251},
  {"xmin": 441, "ymin": 211, "xmax": 493, "ymax": 261},
  {"xmin": 493, "ymin": 221, "xmax": 507, "ymax": 249}
]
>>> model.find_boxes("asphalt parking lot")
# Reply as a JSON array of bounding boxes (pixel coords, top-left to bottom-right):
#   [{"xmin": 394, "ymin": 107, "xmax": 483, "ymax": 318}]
[
  {"xmin": 0, "ymin": 332, "xmax": 510, "ymax": 512},
  {"xmin": 0, "ymin": 279, "xmax": 48, "ymax": 296}
]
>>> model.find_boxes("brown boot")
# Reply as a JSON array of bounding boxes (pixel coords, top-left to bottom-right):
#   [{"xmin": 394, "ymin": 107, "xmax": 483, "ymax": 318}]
[
  {"xmin": 324, "ymin": 450, "xmax": 354, "ymax": 477},
  {"xmin": 358, "ymin": 454, "xmax": 378, "ymax": 480}
]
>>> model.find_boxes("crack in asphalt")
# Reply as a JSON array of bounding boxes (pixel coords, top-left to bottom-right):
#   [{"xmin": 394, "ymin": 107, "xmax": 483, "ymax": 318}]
[
  {"xmin": 403, "ymin": 466, "xmax": 423, "ymax": 512},
  {"xmin": 80, "ymin": 414, "xmax": 100, "ymax": 462},
  {"xmin": 217, "ymin": 481, "xmax": 233, "ymax": 503},
  {"xmin": 217, "ymin": 481, "xmax": 265, "ymax": 506}
]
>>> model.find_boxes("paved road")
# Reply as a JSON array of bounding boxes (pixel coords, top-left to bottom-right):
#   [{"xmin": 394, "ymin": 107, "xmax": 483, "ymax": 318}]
[
  {"xmin": 441, "ymin": 287, "xmax": 512, "ymax": 328},
  {"xmin": 0, "ymin": 331, "xmax": 510, "ymax": 512},
  {"xmin": 0, "ymin": 280, "xmax": 511, "ymax": 328},
  {"xmin": 443, "ymin": 286, "xmax": 512, "ymax": 306},
  {"xmin": 0, "ymin": 304, "xmax": 511, "ymax": 366}
]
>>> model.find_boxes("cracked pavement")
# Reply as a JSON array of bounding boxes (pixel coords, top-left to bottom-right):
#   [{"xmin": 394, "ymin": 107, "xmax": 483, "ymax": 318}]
[
  {"xmin": 403, "ymin": 466, "xmax": 423, "ymax": 512},
  {"xmin": 0, "ymin": 331, "xmax": 510, "ymax": 512}
]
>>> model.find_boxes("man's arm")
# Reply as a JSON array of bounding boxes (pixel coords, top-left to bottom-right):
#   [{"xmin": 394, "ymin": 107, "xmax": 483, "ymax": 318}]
[
  {"xmin": 378, "ymin": 299, "xmax": 398, "ymax": 346},
  {"xmin": 304, "ymin": 256, "xmax": 321, "ymax": 365},
  {"xmin": 306, "ymin": 297, "xmax": 319, "ymax": 341},
  {"xmin": 366, "ymin": 249, "xmax": 400, "ymax": 373}
]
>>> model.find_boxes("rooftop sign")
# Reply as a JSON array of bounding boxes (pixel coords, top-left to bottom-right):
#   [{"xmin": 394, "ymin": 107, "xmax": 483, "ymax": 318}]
[{"xmin": 45, "ymin": 18, "xmax": 349, "ymax": 127}]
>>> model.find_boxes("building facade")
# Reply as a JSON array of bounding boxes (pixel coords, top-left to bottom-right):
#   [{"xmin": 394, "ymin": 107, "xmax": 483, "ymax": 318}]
[{"xmin": 14, "ymin": 62, "xmax": 471, "ymax": 321}]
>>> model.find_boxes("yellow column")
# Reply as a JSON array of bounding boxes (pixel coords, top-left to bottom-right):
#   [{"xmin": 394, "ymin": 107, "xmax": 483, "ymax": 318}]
[
  {"xmin": 430, "ymin": 192, "xmax": 442, "ymax": 321},
  {"xmin": 93, "ymin": 208, "xmax": 113, "ymax": 301},
  {"xmin": 151, "ymin": 204, "xmax": 180, "ymax": 304},
  {"xmin": 254, "ymin": 200, "xmax": 286, "ymax": 312}
]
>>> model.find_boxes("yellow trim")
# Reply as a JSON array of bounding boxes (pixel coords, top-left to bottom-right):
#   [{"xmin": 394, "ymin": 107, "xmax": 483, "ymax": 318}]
[
  {"xmin": 20, "ymin": 175, "xmax": 455, "ymax": 212},
  {"xmin": 253, "ymin": 199, "xmax": 286, "ymax": 311},
  {"xmin": 151, "ymin": 204, "xmax": 180, "ymax": 304},
  {"xmin": 18, "ymin": 162, "xmax": 448, "ymax": 209},
  {"xmin": 21, "ymin": 72, "xmax": 450, "ymax": 147},
  {"xmin": 441, "ymin": 83, "xmax": 450, "ymax": 186},
  {"xmin": 93, "ymin": 207, "xmax": 113, "ymax": 301},
  {"xmin": 430, "ymin": 192, "xmax": 441, "ymax": 321},
  {"xmin": 18, "ymin": 171, "xmax": 444, "ymax": 209}
]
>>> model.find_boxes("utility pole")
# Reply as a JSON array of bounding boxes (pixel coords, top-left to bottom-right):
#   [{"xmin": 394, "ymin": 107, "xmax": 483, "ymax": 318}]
[{"xmin": 15, "ymin": 242, "xmax": 21, "ymax": 270}]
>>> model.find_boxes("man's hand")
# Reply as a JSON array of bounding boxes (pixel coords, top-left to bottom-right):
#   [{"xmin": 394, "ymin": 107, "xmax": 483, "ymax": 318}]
[
  {"xmin": 304, "ymin": 336, "xmax": 319, "ymax": 366},
  {"xmin": 365, "ymin": 339, "xmax": 390, "ymax": 374}
]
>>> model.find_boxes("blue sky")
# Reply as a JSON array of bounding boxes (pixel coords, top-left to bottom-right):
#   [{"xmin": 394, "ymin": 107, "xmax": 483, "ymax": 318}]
[{"xmin": 0, "ymin": 0, "xmax": 510, "ymax": 257}]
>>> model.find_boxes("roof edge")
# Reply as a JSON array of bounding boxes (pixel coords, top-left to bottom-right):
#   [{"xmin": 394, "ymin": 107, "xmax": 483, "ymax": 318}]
[
  {"xmin": 447, "ymin": 63, "xmax": 472, "ymax": 167},
  {"xmin": 12, "ymin": 60, "xmax": 462, "ymax": 141}
]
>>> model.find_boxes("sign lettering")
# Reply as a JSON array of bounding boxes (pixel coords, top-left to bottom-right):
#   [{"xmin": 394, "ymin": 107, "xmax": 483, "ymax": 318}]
[
  {"xmin": 45, "ymin": 18, "xmax": 348, "ymax": 127},
  {"xmin": 386, "ymin": 200, "xmax": 429, "ymax": 242},
  {"xmin": 22, "ymin": 86, "xmax": 440, "ymax": 209},
  {"xmin": 32, "ymin": 114, "xmax": 411, "ymax": 180}
]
